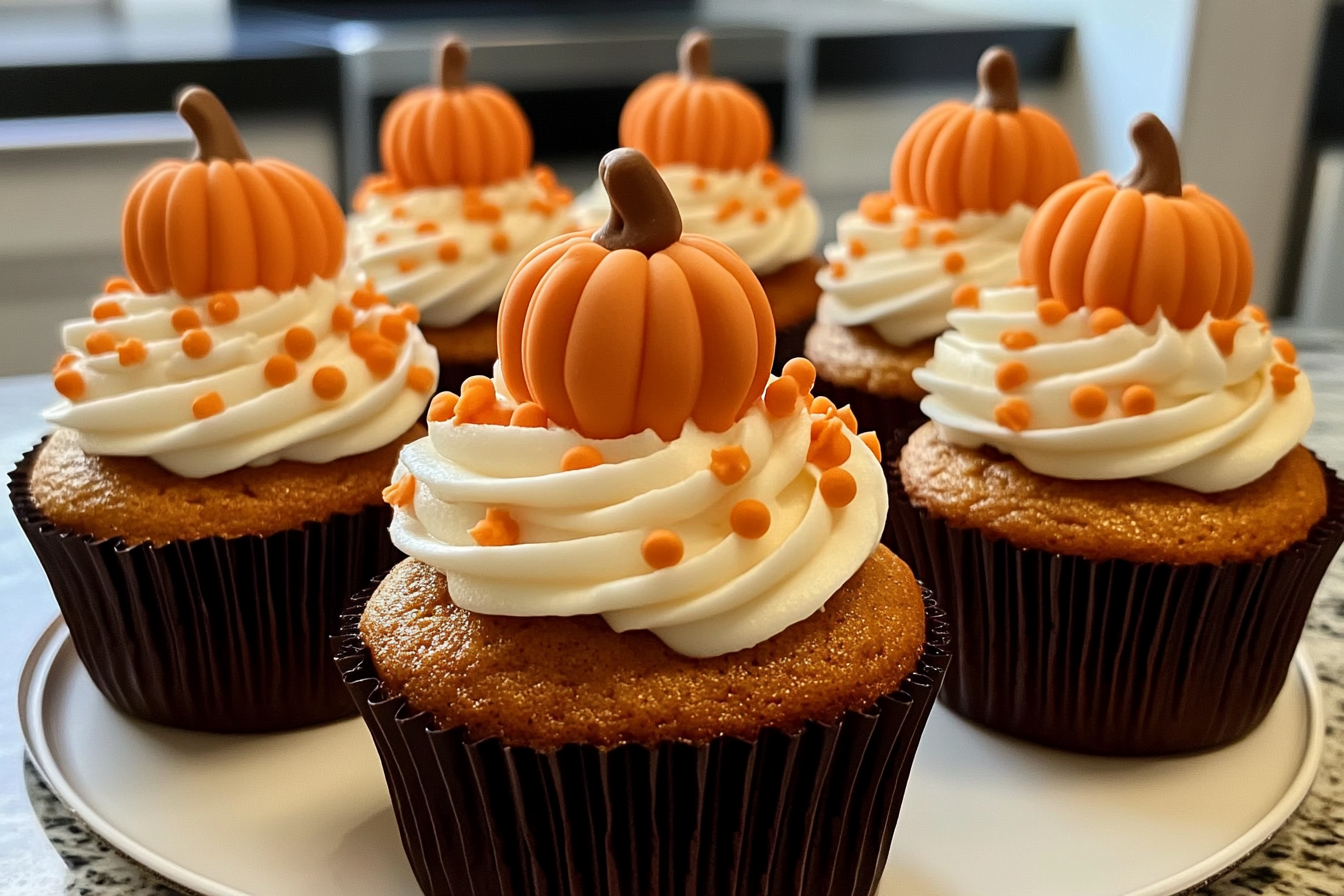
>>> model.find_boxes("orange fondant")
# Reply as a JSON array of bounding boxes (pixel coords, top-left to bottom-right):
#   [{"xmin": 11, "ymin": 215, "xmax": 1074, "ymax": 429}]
[
  {"xmin": 428, "ymin": 391, "xmax": 458, "ymax": 423},
  {"xmin": 819, "ymin": 467, "xmax": 857, "ymax": 508},
  {"xmin": 1089, "ymin": 307, "xmax": 1126, "ymax": 335},
  {"xmin": 859, "ymin": 192, "xmax": 897, "ymax": 224},
  {"xmin": 995, "ymin": 360, "xmax": 1028, "ymax": 391},
  {"xmin": 54, "ymin": 369, "xmax": 85, "ymax": 401},
  {"xmin": 1121, "ymin": 384, "xmax": 1156, "ymax": 416},
  {"xmin": 490, "ymin": 231, "xmax": 510, "ymax": 253},
  {"xmin": 561, "ymin": 445, "xmax": 604, "ymax": 471},
  {"xmin": 1273, "ymin": 337, "xmax": 1297, "ymax": 364},
  {"xmin": 994, "ymin": 398, "xmax": 1031, "ymax": 431},
  {"xmin": 192, "ymin": 391, "xmax": 224, "ymax": 419},
  {"xmin": 509, "ymin": 402, "xmax": 548, "ymax": 427},
  {"xmin": 171, "ymin": 307, "xmax": 201, "ymax": 333},
  {"xmin": 807, "ymin": 418, "xmax": 852, "ymax": 470},
  {"xmin": 782, "ymin": 357, "xmax": 817, "ymax": 393},
  {"xmin": 1036, "ymin": 299, "xmax": 1069, "ymax": 325},
  {"xmin": 438, "ymin": 241, "xmax": 461, "ymax": 263},
  {"xmin": 379, "ymin": 314, "xmax": 409, "ymax": 344},
  {"xmin": 312, "ymin": 366, "xmax": 346, "ymax": 400},
  {"xmin": 848, "ymin": 238, "xmax": 868, "ymax": 259},
  {"xmin": 730, "ymin": 499, "xmax": 771, "ymax": 539},
  {"xmin": 1271, "ymin": 363, "xmax": 1299, "ymax": 396},
  {"xmin": 901, "ymin": 226, "xmax": 921, "ymax": 250},
  {"xmin": 382, "ymin": 474, "xmax": 416, "ymax": 508},
  {"xmin": 103, "ymin": 276, "xmax": 135, "ymax": 294},
  {"xmin": 331, "ymin": 305, "xmax": 355, "ymax": 333},
  {"xmin": 859, "ymin": 431, "xmax": 882, "ymax": 461},
  {"xmin": 207, "ymin": 292, "xmax": 239, "ymax": 324},
  {"xmin": 710, "ymin": 445, "xmax": 751, "ymax": 485},
  {"xmin": 641, "ymin": 529, "xmax": 684, "ymax": 569},
  {"xmin": 933, "ymin": 228, "xmax": 957, "ymax": 246},
  {"xmin": 181, "ymin": 329, "xmax": 212, "ymax": 359},
  {"xmin": 264, "ymin": 354, "xmax": 297, "ymax": 386},
  {"xmin": 764, "ymin": 376, "xmax": 799, "ymax": 417},
  {"xmin": 85, "ymin": 331, "xmax": 116, "ymax": 355},
  {"xmin": 470, "ymin": 508, "xmax": 521, "ymax": 547},
  {"xmin": 951, "ymin": 284, "xmax": 980, "ymax": 309},
  {"xmin": 1209, "ymin": 319, "xmax": 1242, "ymax": 356},
  {"xmin": 943, "ymin": 251, "xmax": 966, "ymax": 274},
  {"xmin": 116, "ymin": 338, "xmax": 147, "ymax": 366},
  {"xmin": 716, "ymin": 197, "xmax": 744, "ymax": 223},
  {"xmin": 1070, "ymin": 384, "xmax": 1108, "ymax": 418},
  {"xmin": 92, "ymin": 299, "xmax": 124, "ymax": 322},
  {"xmin": 1000, "ymin": 330, "xmax": 1037, "ymax": 350},
  {"xmin": 397, "ymin": 257, "xmax": 420, "ymax": 274},
  {"xmin": 407, "ymin": 365, "xmax": 436, "ymax": 393}
]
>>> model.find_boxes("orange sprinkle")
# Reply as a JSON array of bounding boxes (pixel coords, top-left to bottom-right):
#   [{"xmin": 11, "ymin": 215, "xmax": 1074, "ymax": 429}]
[
  {"xmin": 561, "ymin": 445, "xmax": 604, "ymax": 472},
  {"xmin": 391, "ymin": 205, "xmax": 409, "ymax": 220},
  {"xmin": 464, "ymin": 202, "xmax": 503, "ymax": 224},
  {"xmin": 764, "ymin": 376, "xmax": 799, "ymax": 417},
  {"xmin": 807, "ymin": 418, "xmax": 852, "ymax": 470},
  {"xmin": 1271, "ymin": 363, "xmax": 1299, "ymax": 396},
  {"xmin": 264, "ymin": 354, "xmax": 297, "ymax": 387},
  {"xmin": 116, "ymin": 338, "xmax": 147, "ymax": 366},
  {"xmin": 716, "ymin": 197, "xmax": 744, "ymax": 222},
  {"xmin": 92, "ymin": 299, "xmax": 124, "ymax": 322},
  {"xmin": 782, "ymin": 357, "xmax": 817, "ymax": 393},
  {"xmin": 1037, "ymin": 299, "xmax": 1070, "ymax": 325},
  {"xmin": 331, "ymin": 305, "xmax": 355, "ymax": 333},
  {"xmin": 103, "ymin": 276, "xmax": 135, "ymax": 294},
  {"xmin": 1089, "ymin": 307, "xmax": 1126, "ymax": 335},
  {"xmin": 810, "ymin": 395, "xmax": 838, "ymax": 416},
  {"xmin": 710, "ymin": 445, "xmax": 751, "ymax": 485},
  {"xmin": 1070, "ymin": 384, "xmax": 1108, "ymax": 419},
  {"xmin": 835, "ymin": 405, "xmax": 859, "ymax": 434},
  {"xmin": 995, "ymin": 360, "xmax": 1029, "ymax": 391},
  {"xmin": 858, "ymin": 192, "xmax": 896, "ymax": 224},
  {"xmin": 181, "ymin": 329, "xmax": 212, "ymax": 359},
  {"xmin": 730, "ymin": 500, "xmax": 771, "ymax": 539},
  {"xmin": 415, "ymin": 221, "xmax": 439, "ymax": 236},
  {"xmin": 379, "ymin": 314, "xmax": 409, "ymax": 344},
  {"xmin": 453, "ymin": 377, "xmax": 509, "ymax": 425},
  {"xmin": 397, "ymin": 302, "xmax": 421, "ymax": 324},
  {"xmin": 535, "ymin": 167, "xmax": 557, "ymax": 189},
  {"xmin": 365, "ymin": 344, "xmax": 398, "ymax": 379},
  {"xmin": 382, "ymin": 474, "xmax": 416, "ymax": 508},
  {"xmin": 208, "ymin": 292, "xmax": 239, "ymax": 324},
  {"xmin": 368, "ymin": 175, "xmax": 401, "ymax": 196},
  {"xmin": 943, "ymin": 251, "xmax": 966, "ymax": 274},
  {"xmin": 490, "ymin": 231, "xmax": 510, "ymax": 253},
  {"xmin": 438, "ymin": 240, "xmax": 461, "ymax": 263},
  {"xmin": 54, "ymin": 369, "xmax": 85, "ymax": 401},
  {"xmin": 859, "ymin": 431, "xmax": 882, "ymax": 461},
  {"xmin": 1209, "ymin": 319, "xmax": 1242, "ymax": 356},
  {"xmin": 374, "ymin": 233, "xmax": 390, "ymax": 246},
  {"xmin": 776, "ymin": 180, "xmax": 804, "ymax": 208},
  {"xmin": 900, "ymin": 226, "xmax": 921, "ymax": 250},
  {"xmin": 1273, "ymin": 337, "xmax": 1297, "ymax": 364},
  {"xmin": 1121, "ymin": 385, "xmax": 1157, "ymax": 416},
  {"xmin": 750, "ymin": 207, "xmax": 769, "ymax": 224},
  {"xmin": 171, "ymin": 307, "xmax": 201, "ymax": 334},
  {"xmin": 52, "ymin": 353, "xmax": 77, "ymax": 372},
  {"xmin": 276, "ymin": 327, "xmax": 312, "ymax": 361},
  {"xmin": 312, "ymin": 366, "xmax": 347, "ymax": 400},
  {"xmin": 528, "ymin": 198, "xmax": 555, "ymax": 216},
  {"xmin": 397, "ymin": 257, "xmax": 420, "ymax": 274},
  {"xmin": 1000, "ymin": 330, "xmax": 1037, "ymax": 351},
  {"xmin": 916, "ymin": 208, "xmax": 939, "ymax": 221},
  {"xmin": 428, "ymin": 391, "xmax": 459, "ymax": 423},
  {"xmin": 352, "ymin": 285, "xmax": 388, "ymax": 309},
  {"xmin": 951, "ymin": 284, "xmax": 980, "ymax": 309},
  {"xmin": 407, "ymin": 365, "xmax": 436, "ymax": 393},
  {"xmin": 690, "ymin": 175, "xmax": 708, "ymax": 192},
  {"xmin": 933, "ymin": 227, "xmax": 957, "ymax": 246},
  {"xmin": 819, "ymin": 467, "xmax": 857, "ymax": 508},
  {"xmin": 1009, "ymin": 277, "xmax": 1032, "ymax": 287},
  {"xmin": 509, "ymin": 402, "xmax": 548, "ymax": 427},
  {"xmin": 829, "ymin": 260, "xmax": 847, "ymax": 279},
  {"xmin": 994, "ymin": 398, "xmax": 1031, "ymax": 431},
  {"xmin": 641, "ymin": 530, "xmax": 683, "ymax": 569},
  {"xmin": 1248, "ymin": 306, "xmax": 1268, "ymax": 324},
  {"xmin": 85, "ymin": 331, "xmax": 116, "ymax": 355},
  {"xmin": 760, "ymin": 164, "xmax": 781, "ymax": 186},
  {"xmin": 848, "ymin": 238, "xmax": 868, "ymax": 259},
  {"xmin": 192, "ymin": 391, "xmax": 224, "ymax": 419},
  {"xmin": 470, "ymin": 508, "xmax": 520, "ymax": 547}
]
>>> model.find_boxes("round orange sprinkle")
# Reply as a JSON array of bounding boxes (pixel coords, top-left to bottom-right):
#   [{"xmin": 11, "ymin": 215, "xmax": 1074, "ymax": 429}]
[
  {"xmin": 264, "ymin": 354, "xmax": 297, "ymax": 387},
  {"xmin": 510, "ymin": 402, "xmax": 548, "ymax": 427},
  {"xmin": 283, "ymin": 326, "xmax": 316, "ymax": 360},
  {"xmin": 181, "ymin": 329, "xmax": 212, "ymax": 359},
  {"xmin": 807, "ymin": 418, "xmax": 852, "ymax": 470},
  {"xmin": 312, "ymin": 366, "xmax": 346, "ymax": 400},
  {"xmin": 407, "ymin": 365, "xmax": 436, "ymax": 393},
  {"xmin": 192, "ymin": 391, "xmax": 224, "ymax": 419},
  {"xmin": 397, "ymin": 302, "xmax": 421, "ymax": 324},
  {"xmin": 819, "ymin": 467, "xmax": 857, "ymax": 508},
  {"xmin": 365, "ymin": 344, "xmax": 398, "ymax": 379},
  {"xmin": 438, "ymin": 241, "xmax": 460, "ymax": 263},
  {"xmin": 397, "ymin": 257, "xmax": 420, "ymax": 274},
  {"xmin": 642, "ymin": 530, "xmax": 684, "ymax": 569},
  {"xmin": 103, "ymin": 276, "xmax": 134, "ymax": 294},
  {"xmin": 835, "ymin": 405, "xmax": 859, "ymax": 434},
  {"xmin": 829, "ymin": 260, "xmax": 847, "ymax": 279},
  {"xmin": 53, "ymin": 353, "xmax": 77, "ymax": 372},
  {"xmin": 943, "ymin": 251, "xmax": 966, "ymax": 274},
  {"xmin": 350, "ymin": 285, "xmax": 377, "ymax": 309},
  {"xmin": 383, "ymin": 474, "xmax": 416, "ymax": 508},
  {"xmin": 730, "ymin": 500, "xmax": 771, "ymax": 539},
  {"xmin": 54, "ymin": 369, "xmax": 85, "ymax": 400},
  {"xmin": 1036, "ymin": 299, "xmax": 1070, "ymax": 325},
  {"xmin": 1089, "ymin": 307, "xmax": 1126, "ymax": 335},
  {"xmin": 751, "ymin": 208, "xmax": 768, "ymax": 224},
  {"xmin": 1271, "ymin": 363, "xmax": 1299, "ymax": 396},
  {"xmin": 1248, "ymin": 306, "xmax": 1268, "ymax": 324},
  {"xmin": 92, "ymin": 299, "xmax": 124, "ymax": 322},
  {"xmin": 901, "ymin": 226, "xmax": 921, "ymax": 250},
  {"xmin": 776, "ymin": 181, "xmax": 804, "ymax": 208},
  {"xmin": 1070, "ymin": 384, "xmax": 1108, "ymax": 419},
  {"xmin": 690, "ymin": 175, "xmax": 708, "ymax": 192},
  {"xmin": 761, "ymin": 164, "xmax": 781, "ymax": 186},
  {"xmin": 1273, "ymin": 337, "xmax": 1297, "ymax": 364},
  {"xmin": 561, "ymin": 445, "xmax": 603, "ymax": 472},
  {"xmin": 85, "ymin": 331, "xmax": 116, "ymax": 355},
  {"xmin": 933, "ymin": 227, "xmax": 957, "ymax": 246},
  {"xmin": 858, "ymin": 192, "xmax": 896, "ymax": 224},
  {"xmin": 208, "ymin": 292, "xmax": 239, "ymax": 324},
  {"xmin": 716, "ymin": 197, "xmax": 744, "ymax": 222},
  {"xmin": 916, "ymin": 208, "xmax": 938, "ymax": 221},
  {"xmin": 710, "ymin": 445, "xmax": 751, "ymax": 485},
  {"xmin": 374, "ymin": 233, "xmax": 390, "ymax": 246},
  {"xmin": 349, "ymin": 329, "xmax": 384, "ymax": 358},
  {"xmin": 951, "ymin": 284, "xmax": 980, "ymax": 309},
  {"xmin": 994, "ymin": 398, "xmax": 1031, "ymax": 431},
  {"xmin": 470, "ymin": 508, "xmax": 520, "ymax": 547},
  {"xmin": 379, "ymin": 314, "xmax": 409, "ymax": 344},
  {"xmin": 782, "ymin": 357, "xmax": 817, "ymax": 393},
  {"xmin": 1000, "ymin": 330, "xmax": 1038, "ymax": 351},
  {"xmin": 415, "ymin": 221, "xmax": 439, "ymax": 236},
  {"xmin": 391, "ymin": 205, "xmax": 408, "ymax": 220},
  {"xmin": 528, "ymin": 198, "xmax": 555, "ymax": 216},
  {"xmin": 1121, "ymin": 385, "xmax": 1157, "ymax": 416},
  {"xmin": 116, "ymin": 338, "xmax": 147, "ymax": 366},
  {"xmin": 848, "ymin": 238, "xmax": 868, "ymax": 259},
  {"xmin": 859, "ymin": 431, "xmax": 882, "ymax": 461},
  {"xmin": 428, "ymin": 391, "xmax": 458, "ymax": 423},
  {"xmin": 764, "ymin": 377, "xmax": 799, "ymax": 417},
  {"xmin": 454, "ymin": 377, "xmax": 501, "ymax": 424},
  {"xmin": 995, "ymin": 360, "xmax": 1029, "ymax": 391},
  {"xmin": 464, "ymin": 201, "xmax": 502, "ymax": 223},
  {"xmin": 1208, "ymin": 319, "xmax": 1241, "ymax": 356},
  {"xmin": 810, "ymin": 395, "xmax": 838, "ymax": 416},
  {"xmin": 171, "ymin": 307, "xmax": 201, "ymax": 334}
]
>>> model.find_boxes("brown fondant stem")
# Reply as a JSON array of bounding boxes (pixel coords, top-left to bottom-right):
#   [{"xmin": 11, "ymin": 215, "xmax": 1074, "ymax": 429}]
[
  {"xmin": 973, "ymin": 46, "xmax": 1019, "ymax": 112},
  {"xmin": 591, "ymin": 148, "xmax": 683, "ymax": 255},
  {"xmin": 679, "ymin": 29, "xmax": 712, "ymax": 79},
  {"xmin": 175, "ymin": 86, "xmax": 251, "ymax": 162},
  {"xmin": 438, "ymin": 36, "xmax": 469, "ymax": 89},
  {"xmin": 1118, "ymin": 113, "xmax": 1183, "ymax": 196}
]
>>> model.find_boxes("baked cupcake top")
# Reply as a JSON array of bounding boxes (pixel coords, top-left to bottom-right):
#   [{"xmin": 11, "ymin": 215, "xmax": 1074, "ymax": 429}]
[
  {"xmin": 817, "ymin": 47, "xmax": 1079, "ymax": 348},
  {"xmin": 385, "ymin": 149, "xmax": 887, "ymax": 657},
  {"xmin": 573, "ymin": 30, "xmax": 820, "ymax": 276},
  {"xmin": 47, "ymin": 87, "xmax": 438, "ymax": 479},
  {"xmin": 348, "ymin": 37, "xmax": 575, "ymax": 329},
  {"xmin": 914, "ymin": 114, "xmax": 1310, "ymax": 493}
]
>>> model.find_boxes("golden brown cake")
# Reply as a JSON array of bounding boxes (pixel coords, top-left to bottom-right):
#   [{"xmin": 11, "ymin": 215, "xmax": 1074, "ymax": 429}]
[
  {"xmin": 759, "ymin": 256, "xmax": 824, "ymax": 331},
  {"xmin": 805, "ymin": 320, "xmax": 933, "ymax": 402},
  {"xmin": 420, "ymin": 309, "xmax": 498, "ymax": 368}
]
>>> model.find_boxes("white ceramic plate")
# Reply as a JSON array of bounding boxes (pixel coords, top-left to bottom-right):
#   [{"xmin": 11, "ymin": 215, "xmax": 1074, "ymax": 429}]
[{"xmin": 20, "ymin": 617, "xmax": 1324, "ymax": 896}]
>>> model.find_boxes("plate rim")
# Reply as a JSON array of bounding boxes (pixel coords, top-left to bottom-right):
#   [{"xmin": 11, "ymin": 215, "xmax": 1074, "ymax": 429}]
[{"xmin": 19, "ymin": 614, "xmax": 1328, "ymax": 896}]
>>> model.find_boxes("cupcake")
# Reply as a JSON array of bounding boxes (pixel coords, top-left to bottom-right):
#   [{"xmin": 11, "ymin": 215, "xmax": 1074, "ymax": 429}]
[
  {"xmin": 888, "ymin": 113, "xmax": 1344, "ymax": 755},
  {"xmin": 9, "ymin": 87, "xmax": 439, "ymax": 733},
  {"xmin": 807, "ymin": 46, "xmax": 1079, "ymax": 440},
  {"xmin": 349, "ymin": 36, "xmax": 575, "ymax": 392},
  {"xmin": 337, "ymin": 149, "xmax": 949, "ymax": 896},
  {"xmin": 573, "ymin": 29, "xmax": 822, "ymax": 372}
]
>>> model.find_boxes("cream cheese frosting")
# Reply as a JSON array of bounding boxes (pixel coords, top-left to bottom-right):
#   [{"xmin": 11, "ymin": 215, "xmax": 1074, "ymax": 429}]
[
  {"xmin": 348, "ymin": 169, "xmax": 574, "ymax": 329},
  {"xmin": 387, "ymin": 368, "xmax": 886, "ymax": 657},
  {"xmin": 47, "ymin": 271, "xmax": 439, "ymax": 478},
  {"xmin": 574, "ymin": 162, "xmax": 819, "ymax": 275},
  {"xmin": 816, "ymin": 201, "xmax": 1033, "ymax": 347},
  {"xmin": 913, "ymin": 286, "xmax": 1312, "ymax": 493}
]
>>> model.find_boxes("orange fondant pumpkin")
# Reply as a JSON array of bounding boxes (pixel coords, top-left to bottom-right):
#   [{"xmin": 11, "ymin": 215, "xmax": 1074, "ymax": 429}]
[
  {"xmin": 121, "ymin": 86, "xmax": 345, "ymax": 299},
  {"xmin": 1019, "ymin": 113, "xmax": 1253, "ymax": 329},
  {"xmin": 498, "ymin": 148, "xmax": 774, "ymax": 441},
  {"xmin": 891, "ymin": 46, "xmax": 1080, "ymax": 218},
  {"xmin": 618, "ymin": 29, "xmax": 772, "ymax": 173},
  {"xmin": 379, "ymin": 36, "xmax": 532, "ymax": 189}
]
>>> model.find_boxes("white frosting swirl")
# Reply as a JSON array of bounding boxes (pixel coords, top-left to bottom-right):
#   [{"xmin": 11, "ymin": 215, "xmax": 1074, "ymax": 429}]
[
  {"xmin": 816, "ymin": 203, "xmax": 1033, "ymax": 347},
  {"xmin": 914, "ymin": 287, "xmax": 1313, "ymax": 492},
  {"xmin": 389, "ymin": 372, "xmax": 886, "ymax": 657},
  {"xmin": 574, "ymin": 163, "xmax": 819, "ymax": 275},
  {"xmin": 46, "ymin": 271, "xmax": 438, "ymax": 478},
  {"xmin": 348, "ymin": 171, "xmax": 574, "ymax": 328}
]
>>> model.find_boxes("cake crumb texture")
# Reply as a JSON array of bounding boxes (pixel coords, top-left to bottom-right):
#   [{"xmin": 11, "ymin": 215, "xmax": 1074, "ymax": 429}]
[
  {"xmin": 805, "ymin": 320, "xmax": 933, "ymax": 401},
  {"xmin": 759, "ymin": 256, "xmax": 824, "ymax": 331}
]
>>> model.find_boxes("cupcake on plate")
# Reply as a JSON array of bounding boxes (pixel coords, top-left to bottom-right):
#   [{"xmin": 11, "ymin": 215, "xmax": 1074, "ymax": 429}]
[
  {"xmin": 889, "ymin": 113, "xmax": 1344, "ymax": 755},
  {"xmin": 349, "ymin": 36, "xmax": 574, "ymax": 392},
  {"xmin": 573, "ymin": 29, "xmax": 822, "ymax": 372},
  {"xmin": 9, "ymin": 87, "xmax": 439, "ymax": 733},
  {"xmin": 337, "ymin": 149, "xmax": 949, "ymax": 896},
  {"xmin": 808, "ymin": 46, "xmax": 1079, "ymax": 438}
]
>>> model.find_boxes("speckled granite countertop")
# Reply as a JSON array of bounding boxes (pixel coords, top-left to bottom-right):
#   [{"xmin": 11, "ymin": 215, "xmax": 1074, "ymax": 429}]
[{"xmin": 1, "ymin": 328, "xmax": 1343, "ymax": 896}]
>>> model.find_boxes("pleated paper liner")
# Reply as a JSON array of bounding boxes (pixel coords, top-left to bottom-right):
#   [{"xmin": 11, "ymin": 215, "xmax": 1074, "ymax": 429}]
[
  {"xmin": 886, "ymin": 445, "xmax": 1344, "ymax": 756},
  {"xmin": 810, "ymin": 377, "xmax": 926, "ymax": 459},
  {"xmin": 336, "ymin": 581, "xmax": 950, "ymax": 896},
  {"xmin": 9, "ymin": 439, "xmax": 402, "ymax": 733}
]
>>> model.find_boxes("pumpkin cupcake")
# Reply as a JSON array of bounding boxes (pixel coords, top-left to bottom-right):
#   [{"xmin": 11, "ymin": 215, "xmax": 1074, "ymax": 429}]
[
  {"xmin": 889, "ymin": 114, "xmax": 1344, "ymax": 755},
  {"xmin": 9, "ymin": 87, "xmax": 439, "ymax": 733},
  {"xmin": 337, "ymin": 149, "xmax": 949, "ymax": 896},
  {"xmin": 807, "ymin": 46, "xmax": 1079, "ymax": 440},
  {"xmin": 573, "ymin": 29, "xmax": 822, "ymax": 373},
  {"xmin": 348, "ymin": 36, "xmax": 575, "ymax": 393}
]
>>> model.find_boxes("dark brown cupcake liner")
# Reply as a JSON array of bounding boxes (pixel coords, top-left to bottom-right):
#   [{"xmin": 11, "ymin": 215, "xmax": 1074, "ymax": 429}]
[
  {"xmin": 886, "ymin": 446, "xmax": 1344, "ymax": 756},
  {"xmin": 9, "ymin": 438, "xmax": 402, "ymax": 733},
  {"xmin": 434, "ymin": 358, "xmax": 497, "ymax": 401},
  {"xmin": 335, "ymin": 581, "xmax": 950, "ymax": 896},
  {"xmin": 810, "ymin": 377, "xmax": 927, "ymax": 457},
  {"xmin": 773, "ymin": 315, "xmax": 814, "ymax": 376}
]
